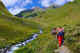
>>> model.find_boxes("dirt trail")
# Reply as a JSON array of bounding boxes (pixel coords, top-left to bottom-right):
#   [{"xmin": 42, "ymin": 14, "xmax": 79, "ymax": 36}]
[{"xmin": 55, "ymin": 46, "xmax": 72, "ymax": 53}]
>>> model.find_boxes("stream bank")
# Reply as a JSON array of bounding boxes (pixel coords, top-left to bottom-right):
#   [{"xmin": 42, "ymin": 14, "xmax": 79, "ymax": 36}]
[{"xmin": 0, "ymin": 30, "xmax": 43, "ymax": 53}]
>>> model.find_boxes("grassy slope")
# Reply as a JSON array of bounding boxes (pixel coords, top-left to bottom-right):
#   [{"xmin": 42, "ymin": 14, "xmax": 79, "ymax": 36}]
[
  {"xmin": 15, "ymin": 33, "xmax": 57, "ymax": 53},
  {"xmin": 15, "ymin": 0, "xmax": 80, "ymax": 53},
  {"xmin": 0, "ymin": 2, "xmax": 12, "ymax": 16},
  {"xmin": 33, "ymin": 1, "xmax": 80, "ymax": 53},
  {"xmin": 32, "ymin": 2, "xmax": 80, "ymax": 29},
  {"xmin": 0, "ymin": 15, "xmax": 40, "ymax": 47},
  {"xmin": 0, "ymin": 2, "xmax": 40, "ymax": 48}
]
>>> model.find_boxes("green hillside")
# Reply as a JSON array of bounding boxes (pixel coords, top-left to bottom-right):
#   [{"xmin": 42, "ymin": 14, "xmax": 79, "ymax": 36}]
[
  {"xmin": 0, "ymin": 2, "xmax": 40, "ymax": 48},
  {"xmin": 0, "ymin": 15, "xmax": 40, "ymax": 48},
  {"xmin": 0, "ymin": 0, "xmax": 80, "ymax": 53},
  {"xmin": 15, "ymin": 0, "xmax": 80, "ymax": 53},
  {"xmin": 31, "ymin": 1, "xmax": 80, "ymax": 29},
  {"xmin": 0, "ymin": 2, "xmax": 12, "ymax": 16}
]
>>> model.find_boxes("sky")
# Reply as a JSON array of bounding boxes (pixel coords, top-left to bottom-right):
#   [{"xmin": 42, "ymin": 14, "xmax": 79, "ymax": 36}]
[{"xmin": 1, "ymin": 0, "xmax": 74, "ymax": 15}]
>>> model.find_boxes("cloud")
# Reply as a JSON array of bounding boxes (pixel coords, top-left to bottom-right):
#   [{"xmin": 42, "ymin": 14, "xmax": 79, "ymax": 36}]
[
  {"xmin": 9, "ymin": 7, "xmax": 26, "ymax": 15},
  {"xmin": 1, "ymin": 0, "xmax": 32, "ymax": 7},
  {"xmin": 20, "ymin": 0, "xmax": 32, "ymax": 8},
  {"xmin": 53, "ymin": 0, "xmax": 74, "ymax": 6},
  {"xmin": 1, "ymin": 0, "xmax": 74, "ymax": 15},
  {"xmin": 41, "ymin": 0, "xmax": 74, "ymax": 7},
  {"xmin": 1, "ymin": 0, "xmax": 32, "ymax": 15},
  {"xmin": 1, "ymin": 0, "xmax": 18, "ymax": 6},
  {"xmin": 67, "ymin": 0, "xmax": 74, "ymax": 2},
  {"xmin": 41, "ymin": 0, "xmax": 54, "ymax": 7},
  {"xmin": 53, "ymin": 0, "xmax": 67, "ymax": 6}
]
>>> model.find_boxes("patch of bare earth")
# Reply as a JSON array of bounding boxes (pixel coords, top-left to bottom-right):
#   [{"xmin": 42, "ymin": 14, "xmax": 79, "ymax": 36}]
[{"xmin": 55, "ymin": 46, "xmax": 72, "ymax": 53}]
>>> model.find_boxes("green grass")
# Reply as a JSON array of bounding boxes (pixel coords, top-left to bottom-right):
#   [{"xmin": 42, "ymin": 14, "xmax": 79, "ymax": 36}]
[
  {"xmin": 0, "ymin": 2, "xmax": 12, "ymax": 16},
  {"xmin": 14, "ymin": 33, "xmax": 57, "ymax": 53},
  {"xmin": 15, "ymin": 0, "xmax": 80, "ymax": 53},
  {"xmin": 0, "ymin": 4, "xmax": 40, "ymax": 47},
  {"xmin": 0, "ymin": 0, "xmax": 80, "ymax": 53},
  {"xmin": 29, "ymin": 0, "xmax": 80, "ymax": 29},
  {"xmin": 0, "ymin": 2, "xmax": 40, "ymax": 48},
  {"xmin": 0, "ymin": 15, "xmax": 40, "ymax": 48},
  {"xmin": 64, "ymin": 25, "xmax": 80, "ymax": 53}
]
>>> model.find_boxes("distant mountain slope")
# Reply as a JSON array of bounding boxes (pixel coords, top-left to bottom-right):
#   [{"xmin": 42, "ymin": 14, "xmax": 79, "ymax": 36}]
[
  {"xmin": 15, "ymin": 9, "xmax": 35, "ymax": 17},
  {"xmin": 15, "ymin": 8, "xmax": 45, "ymax": 18},
  {"xmin": 0, "ymin": 1, "xmax": 40, "ymax": 48},
  {"xmin": 31, "ymin": 0, "xmax": 80, "ymax": 29},
  {"xmin": 0, "ymin": 1, "xmax": 12, "ymax": 16}
]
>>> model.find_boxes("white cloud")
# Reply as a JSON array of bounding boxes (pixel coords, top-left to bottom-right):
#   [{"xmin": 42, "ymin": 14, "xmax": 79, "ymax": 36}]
[
  {"xmin": 1, "ymin": 0, "xmax": 32, "ymax": 15},
  {"xmin": 41, "ymin": 0, "xmax": 66, "ymax": 7},
  {"xmin": 41, "ymin": 0, "xmax": 74, "ymax": 7},
  {"xmin": 20, "ymin": 0, "xmax": 32, "ymax": 8},
  {"xmin": 53, "ymin": 0, "xmax": 74, "ymax": 6},
  {"xmin": 1, "ymin": 0, "xmax": 18, "ymax": 6},
  {"xmin": 9, "ymin": 7, "xmax": 26, "ymax": 15},
  {"xmin": 67, "ymin": 0, "xmax": 74, "ymax": 2},
  {"xmin": 25, "ymin": 0, "xmax": 32, "ymax": 3},
  {"xmin": 1, "ymin": 0, "xmax": 74, "ymax": 15},
  {"xmin": 53, "ymin": 0, "xmax": 66, "ymax": 6},
  {"xmin": 41, "ymin": 0, "xmax": 52, "ymax": 7},
  {"xmin": 1, "ymin": 0, "xmax": 32, "ymax": 7}
]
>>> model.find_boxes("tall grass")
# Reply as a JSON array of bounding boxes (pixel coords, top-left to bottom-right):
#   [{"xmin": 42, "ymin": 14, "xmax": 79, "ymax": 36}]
[{"xmin": 14, "ymin": 33, "xmax": 57, "ymax": 53}]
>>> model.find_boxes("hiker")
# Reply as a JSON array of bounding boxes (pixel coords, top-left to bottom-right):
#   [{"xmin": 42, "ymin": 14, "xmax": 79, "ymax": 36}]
[
  {"xmin": 57, "ymin": 27, "xmax": 64, "ymax": 47},
  {"xmin": 51, "ymin": 28, "xmax": 57, "ymax": 35}
]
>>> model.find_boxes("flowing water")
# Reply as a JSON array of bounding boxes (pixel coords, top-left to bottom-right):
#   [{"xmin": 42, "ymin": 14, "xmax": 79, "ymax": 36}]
[{"xmin": 5, "ymin": 30, "xmax": 43, "ymax": 53}]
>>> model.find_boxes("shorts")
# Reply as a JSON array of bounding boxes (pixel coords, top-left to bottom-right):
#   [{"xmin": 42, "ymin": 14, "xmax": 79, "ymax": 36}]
[{"xmin": 57, "ymin": 32, "xmax": 64, "ymax": 36}]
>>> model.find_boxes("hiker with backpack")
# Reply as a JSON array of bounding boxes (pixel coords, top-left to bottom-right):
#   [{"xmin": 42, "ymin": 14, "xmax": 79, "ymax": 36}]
[
  {"xmin": 52, "ymin": 27, "xmax": 64, "ymax": 47},
  {"xmin": 57, "ymin": 27, "xmax": 64, "ymax": 47}
]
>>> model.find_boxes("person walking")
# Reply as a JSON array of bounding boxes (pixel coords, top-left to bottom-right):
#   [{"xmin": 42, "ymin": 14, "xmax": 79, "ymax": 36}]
[{"xmin": 57, "ymin": 27, "xmax": 64, "ymax": 47}]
